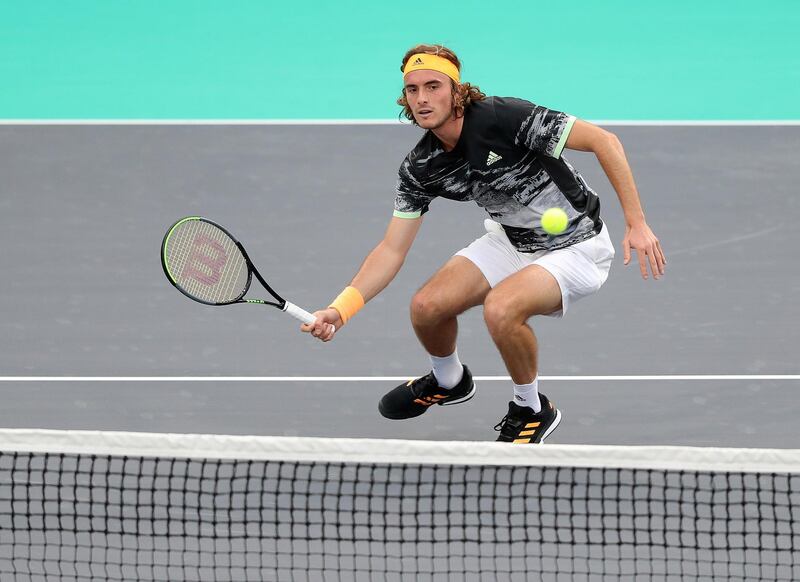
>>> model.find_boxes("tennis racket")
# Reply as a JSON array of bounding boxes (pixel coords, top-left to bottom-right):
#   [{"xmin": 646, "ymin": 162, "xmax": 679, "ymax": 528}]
[{"xmin": 161, "ymin": 216, "xmax": 322, "ymax": 327}]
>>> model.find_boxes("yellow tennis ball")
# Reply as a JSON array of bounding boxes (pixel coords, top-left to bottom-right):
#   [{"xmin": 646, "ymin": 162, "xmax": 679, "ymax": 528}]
[{"xmin": 540, "ymin": 207, "xmax": 569, "ymax": 235}]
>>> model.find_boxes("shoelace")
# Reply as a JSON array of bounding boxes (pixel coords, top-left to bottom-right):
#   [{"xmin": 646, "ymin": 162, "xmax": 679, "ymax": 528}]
[
  {"xmin": 493, "ymin": 415, "xmax": 509, "ymax": 432},
  {"xmin": 409, "ymin": 374, "xmax": 436, "ymax": 398}
]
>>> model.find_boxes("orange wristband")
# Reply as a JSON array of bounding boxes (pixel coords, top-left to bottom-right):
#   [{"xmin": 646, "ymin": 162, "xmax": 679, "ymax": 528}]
[{"xmin": 329, "ymin": 286, "xmax": 365, "ymax": 324}]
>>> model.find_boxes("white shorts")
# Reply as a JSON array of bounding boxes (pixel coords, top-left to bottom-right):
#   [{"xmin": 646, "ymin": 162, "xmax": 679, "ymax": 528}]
[{"xmin": 455, "ymin": 219, "xmax": 615, "ymax": 318}]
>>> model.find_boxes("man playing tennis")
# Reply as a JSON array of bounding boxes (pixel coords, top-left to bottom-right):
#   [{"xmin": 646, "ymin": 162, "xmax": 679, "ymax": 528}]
[{"xmin": 302, "ymin": 44, "xmax": 665, "ymax": 443}]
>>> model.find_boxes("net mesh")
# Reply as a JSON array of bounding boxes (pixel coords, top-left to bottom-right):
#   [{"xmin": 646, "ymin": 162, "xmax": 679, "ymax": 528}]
[
  {"xmin": 0, "ymin": 431, "xmax": 798, "ymax": 582},
  {"xmin": 164, "ymin": 219, "xmax": 249, "ymax": 304}
]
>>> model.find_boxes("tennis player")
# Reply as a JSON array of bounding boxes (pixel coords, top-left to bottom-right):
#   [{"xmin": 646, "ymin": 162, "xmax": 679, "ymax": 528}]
[{"xmin": 302, "ymin": 44, "xmax": 665, "ymax": 443}]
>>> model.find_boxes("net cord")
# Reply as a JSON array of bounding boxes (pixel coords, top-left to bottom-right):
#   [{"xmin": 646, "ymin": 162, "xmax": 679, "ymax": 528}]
[{"xmin": 0, "ymin": 429, "xmax": 798, "ymax": 474}]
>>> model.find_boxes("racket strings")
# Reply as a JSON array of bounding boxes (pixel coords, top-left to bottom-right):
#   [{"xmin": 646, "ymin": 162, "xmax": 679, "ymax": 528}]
[
  {"xmin": 168, "ymin": 224, "xmax": 196, "ymax": 289},
  {"xmin": 176, "ymin": 223, "xmax": 214, "ymax": 300},
  {"xmin": 166, "ymin": 220, "xmax": 249, "ymax": 304},
  {"xmin": 218, "ymin": 222, "xmax": 247, "ymax": 302},
  {"xmin": 198, "ymin": 220, "xmax": 240, "ymax": 303}
]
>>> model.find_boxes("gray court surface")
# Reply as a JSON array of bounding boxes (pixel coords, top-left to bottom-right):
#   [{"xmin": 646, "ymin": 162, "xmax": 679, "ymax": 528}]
[{"xmin": 0, "ymin": 124, "xmax": 798, "ymax": 447}]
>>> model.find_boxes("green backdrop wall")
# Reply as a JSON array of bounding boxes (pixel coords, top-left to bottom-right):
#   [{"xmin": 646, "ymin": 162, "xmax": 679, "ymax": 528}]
[{"xmin": 2, "ymin": 1, "xmax": 798, "ymax": 120}]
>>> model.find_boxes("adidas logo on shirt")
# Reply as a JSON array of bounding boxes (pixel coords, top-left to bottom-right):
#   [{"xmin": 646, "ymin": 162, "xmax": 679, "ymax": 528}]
[{"xmin": 486, "ymin": 151, "xmax": 503, "ymax": 166}]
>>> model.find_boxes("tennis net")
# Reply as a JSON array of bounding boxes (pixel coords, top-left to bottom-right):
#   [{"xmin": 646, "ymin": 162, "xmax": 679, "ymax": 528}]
[{"xmin": 0, "ymin": 429, "xmax": 798, "ymax": 581}]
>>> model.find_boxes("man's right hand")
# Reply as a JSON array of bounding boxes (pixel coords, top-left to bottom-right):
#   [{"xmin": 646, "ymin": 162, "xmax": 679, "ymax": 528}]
[
  {"xmin": 300, "ymin": 216, "xmax": 421, "ymax": 344},
  {"xmin": 300, "ymin": 308, "xmax": 341, "ymax": 342}
]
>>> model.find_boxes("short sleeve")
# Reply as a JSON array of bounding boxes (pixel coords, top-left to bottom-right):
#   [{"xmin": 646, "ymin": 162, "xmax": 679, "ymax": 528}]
[
  {"xmin": 493, "ymin": 97, "xmax": 576, "ymax": 159},
  {"xmin": 393, "ymin": 158, "xmax": 435, "ymax": 218}
]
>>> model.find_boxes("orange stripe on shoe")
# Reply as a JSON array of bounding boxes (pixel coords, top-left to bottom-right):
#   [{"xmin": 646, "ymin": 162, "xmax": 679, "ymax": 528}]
[
  {"xmin": 513, "ymin": 438, "xmax": 531, "ymax": 444},
  {"xmin": 525, "ymin": 422, "xmax": 541, "ymax": 428},
  {"xmin": 518, "ymin": 430, "xmax": 536, "ymax": 437},
  {"xmin": 413, "ymin": 399, "xmax": 431, "ymax": 405}
]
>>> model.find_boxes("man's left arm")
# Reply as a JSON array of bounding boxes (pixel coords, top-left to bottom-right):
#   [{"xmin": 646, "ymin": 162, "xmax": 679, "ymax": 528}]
[{"xmin": 564, "ymin": 119, "xmax": 666, "ymax": 280}]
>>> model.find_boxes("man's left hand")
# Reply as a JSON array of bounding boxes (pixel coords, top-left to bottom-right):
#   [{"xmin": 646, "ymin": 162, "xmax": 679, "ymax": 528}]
[{"xmin": 623, "ymin": 222, "xmax": 666, "ymax": 280}]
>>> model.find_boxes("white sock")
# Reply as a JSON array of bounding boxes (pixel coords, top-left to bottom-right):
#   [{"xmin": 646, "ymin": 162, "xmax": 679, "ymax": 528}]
[
  {"xmin": 513, "ymin": 377, "xmax": 541, "ymax": 412},
  {"xmin": 430, "ymin": 350, "xmax": 464, "ymax": 389}
]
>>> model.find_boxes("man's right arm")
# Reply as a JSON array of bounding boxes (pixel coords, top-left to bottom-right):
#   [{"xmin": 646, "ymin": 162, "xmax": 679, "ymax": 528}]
[{"xmin": 302, "ymin": 216, "xmax": 423, "ymax": 341}]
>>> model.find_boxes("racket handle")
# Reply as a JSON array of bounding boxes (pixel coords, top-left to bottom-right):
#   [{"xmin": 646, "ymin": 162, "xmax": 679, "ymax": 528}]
[{"xmin": 283, "ymin": 301, "xmax": 335, "ymax": 332}]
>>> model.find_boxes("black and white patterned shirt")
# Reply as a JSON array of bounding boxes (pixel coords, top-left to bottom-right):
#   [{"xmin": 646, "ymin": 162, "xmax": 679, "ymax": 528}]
[{"xmin": 394, "ymin": 96, "xmax": 603, "ymax": 252}]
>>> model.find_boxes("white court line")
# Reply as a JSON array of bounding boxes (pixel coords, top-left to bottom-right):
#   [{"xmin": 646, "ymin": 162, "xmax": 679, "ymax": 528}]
[
  {"xmin": 0, "ymin": 375, "xmax": 797, "ymax": 382},
  {"xmin": 0, "ymin": 119, "xmax": 798, "ymax": 126}
]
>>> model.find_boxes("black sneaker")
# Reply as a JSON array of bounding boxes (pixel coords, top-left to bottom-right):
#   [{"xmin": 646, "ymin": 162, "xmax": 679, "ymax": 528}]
[
  {"xmin": 378, "ymin": 365, "xmax": 476, "ymax": 420},
  {"xmin": 494, "ymin": 394, "xmax": 562, "ymax": 443}
]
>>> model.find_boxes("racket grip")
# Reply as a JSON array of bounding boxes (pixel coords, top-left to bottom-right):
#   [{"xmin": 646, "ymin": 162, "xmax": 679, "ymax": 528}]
[{"xmin": 283, "ymin": 301, "xmax": 335, "ymax": 331}]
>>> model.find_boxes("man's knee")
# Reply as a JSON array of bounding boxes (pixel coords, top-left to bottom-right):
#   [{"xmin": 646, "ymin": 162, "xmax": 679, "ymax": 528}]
[
  {"xmin": 410, "ymin": 288, "xmax": 457, "ymax": 326},
  {"xmin": 483, "ymin": 290, "xmax": 528, "ymax": 337}
]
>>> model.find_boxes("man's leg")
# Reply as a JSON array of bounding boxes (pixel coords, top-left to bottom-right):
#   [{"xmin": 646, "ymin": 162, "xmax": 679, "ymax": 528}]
[
  {"xmin": 484, "ymin": 264, "xmax": 563, "ymax": 443},
  {"xmin": 482, "ymin": 264, "xmax": 562, "ymax": 384},
  {"xmin": 410, "ymin": 255, "xmax": 492, "ymax": 356},
  {"xmin": 378, "ymin": 256, "xmax": 490, "ymax": 420}
]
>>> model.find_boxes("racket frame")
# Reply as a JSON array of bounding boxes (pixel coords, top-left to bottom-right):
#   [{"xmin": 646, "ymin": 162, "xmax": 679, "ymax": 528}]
[{"xmin": 161, "ymin": 216, "xmax": 285, "ymax": 309}]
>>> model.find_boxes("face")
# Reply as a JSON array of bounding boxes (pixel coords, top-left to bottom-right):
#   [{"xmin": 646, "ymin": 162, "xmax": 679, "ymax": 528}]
[{"xmin": 403, "ymin": 69, "xmax": 455, "ymax": 129}]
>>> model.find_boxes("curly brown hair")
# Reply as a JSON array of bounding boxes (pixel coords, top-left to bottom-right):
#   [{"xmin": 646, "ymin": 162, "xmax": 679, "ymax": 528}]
[{"xmin": 397, "ymin": 44, "xmax": 486, "ymax": 125}]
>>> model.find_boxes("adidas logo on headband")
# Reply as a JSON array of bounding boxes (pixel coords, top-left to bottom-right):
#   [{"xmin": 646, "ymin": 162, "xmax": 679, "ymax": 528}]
[{"xmin": 413, "ymin": 57, "xmax": 424, "ymax": 65}]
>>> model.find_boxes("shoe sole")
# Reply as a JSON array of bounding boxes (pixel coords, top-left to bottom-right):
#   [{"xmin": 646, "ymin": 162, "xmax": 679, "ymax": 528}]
[
  {"xmin": 437, "ymin": 382, "xmax": 476, "ymax": 406},
  {"xmin": 538, "ymin": 409, "xmax": 562, "ymax": 444},
  {"xmin": 379, "ymin": 405, "xmax": 427, "ymax": 420},
  {"xmin": 379, "ymin": 382, "xmax": 477, "ymax": 420}
]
